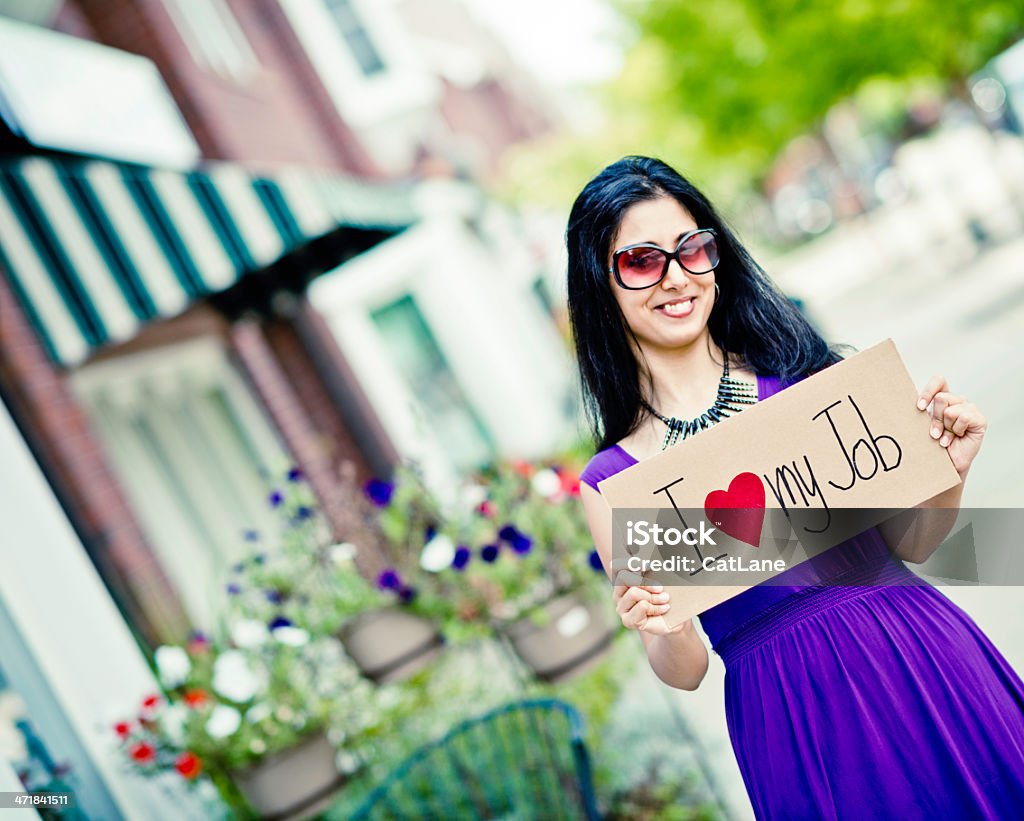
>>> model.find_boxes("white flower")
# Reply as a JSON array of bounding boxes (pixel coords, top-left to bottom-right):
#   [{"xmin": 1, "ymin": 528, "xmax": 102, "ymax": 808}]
[
  {"xmin": 272, "ymin": 626, "xmax": 310, "ymax": 647},
  {"xmin": 212, "ymin": 651, "xmax": 261, "ymax": 703},
  {"xmin": 246, "ymin": 702, "xmax": 273, "ymax": 723},
  {"xmin": 531, "ymin": 468, "xmax": 562, "ymax": 499},
  {"xmin": 160, "ymin": 704, "xmax": 188, "ymax": 746},
  {"xmin": 206, "ymin": 705, "xmax": 242, "ymax": 739},
  {"xmin": 460, "ymin": 483, "xmax": 488, "ymax": 510},
  {"xmin": 420, "ymin": 533, "xmax": 456, "ymax": 572},
  {"xmin": 230, "ymin": 619, "xmax": 268, "ymax": 649},
  {"xmin": 329, "ymin": 542, "xmax": 357, "ymax": 564},
  {"xmin": 154, "ymin": 645, "xmax": 190, "ymax": 688}
]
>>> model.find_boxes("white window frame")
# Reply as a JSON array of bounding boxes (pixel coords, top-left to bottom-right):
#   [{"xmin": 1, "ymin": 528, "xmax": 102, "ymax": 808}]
[
  {"xmin": 161, "ymin": 0, "xmax": 259, "ymax": 82},
  {"xmin": 71, "ymin": 337, "xmax": 290, "ymax": 628}
]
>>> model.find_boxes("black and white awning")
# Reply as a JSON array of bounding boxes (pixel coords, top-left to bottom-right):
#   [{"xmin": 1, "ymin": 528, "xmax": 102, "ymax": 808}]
[{"xmin": 0, "ymin": 155, "xmax": 415, "ymax": 365}]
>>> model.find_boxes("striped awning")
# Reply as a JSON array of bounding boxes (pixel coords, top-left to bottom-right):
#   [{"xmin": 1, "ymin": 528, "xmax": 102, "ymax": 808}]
[{"xmin": 0, "ymin": 155, "xmax": 416, "ymax": 366}]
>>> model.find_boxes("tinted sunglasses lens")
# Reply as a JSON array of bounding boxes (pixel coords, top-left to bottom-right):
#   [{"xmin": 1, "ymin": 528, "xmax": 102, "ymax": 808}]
[
  {"xmin": 679, "ymin": 231, "xmax": 719, "ymax": 273},
  {"xmin": 616, "ymin": 247, "xmax": 665, "ymax": 286}
]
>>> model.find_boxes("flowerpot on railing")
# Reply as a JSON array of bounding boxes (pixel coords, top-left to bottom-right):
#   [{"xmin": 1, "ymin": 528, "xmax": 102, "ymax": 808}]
[
  {"xmin": 337, "ymin": 606, "xmax": 445, "ymax": 684},
  {"xmin": 231, "ymin": 729, "xmax": 346, "ymax": 821},
  {"xmin": 501, "ymin": 592, "xmax": 618, "ymax": 684}
]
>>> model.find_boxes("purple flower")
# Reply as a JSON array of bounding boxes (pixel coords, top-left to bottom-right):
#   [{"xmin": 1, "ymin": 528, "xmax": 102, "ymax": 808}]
[
  {"xmin": 188, "ymin": 629, "xmax": 209, "ymax": 644},
  {"xmin": 589, "ymin": 549, "xmax": 604, "ymax": 572},
  {"xmin": 286, "ymin": 467, "xmax": 303, "ymax": 482},
  {"xmin": 510, "ymin": 534, "xmax": 533, "ymax": 555},
  {"xmin": 265, "ymin": 589, "xmax": 284, "ymax": 604},
  {"xmin": 397, "ymin": 585, "xmax": 417, "ymax": 603},
  {"xmin": 226, "ymin": 583, "xmax": 242, "ymax": 595},
  {"xmin": 480, "ymin": 544, "xmax": 500, "ymax": 563},
  {"xmin": 268, "ymin": 490, "xmax": 284, "ymax": 508},
  {"xmin": 268, "ymin": 615, "xmax": 293, "ymax": 630},
  {"xmin": 424, "ymin": 525, "xmax": 436, "ymax": 542},
  {"xmin": 294, "ymin": 506, "xmax": 314, "ymax": 521},
  {"xmin": 242, "ymin": 529, "xmax": 261, "ymax": 542},
  {"xmin": 377, "ymin": 568, "xmax": 402, "ymax": 590},
  {"xmin": 364, "ymin": 478, "xmax": 395, "ymax": 507},
  {"xmin": 452, "ymin": 546, "xmax": 471, "ymax": 570},
  {"xmin": 498, "ymin": 524, "xmax": 520, "ymax": 543}
]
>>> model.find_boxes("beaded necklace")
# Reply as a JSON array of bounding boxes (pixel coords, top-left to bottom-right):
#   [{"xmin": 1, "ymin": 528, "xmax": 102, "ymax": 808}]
[{"xmin": 640, "ymin": 355, "xmax": 758, "ymax": 450}]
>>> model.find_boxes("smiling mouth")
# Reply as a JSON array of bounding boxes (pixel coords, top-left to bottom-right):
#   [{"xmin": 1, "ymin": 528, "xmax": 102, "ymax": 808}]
[{"xmin": 655, "ymin": 297, "xmax": 697, "ymax": 317}]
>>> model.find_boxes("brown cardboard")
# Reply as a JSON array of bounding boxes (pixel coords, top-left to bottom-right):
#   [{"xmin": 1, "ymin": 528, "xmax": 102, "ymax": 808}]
[{"xmin": 597, "ymin": 339, "xmax": 962, "ymax": 626}]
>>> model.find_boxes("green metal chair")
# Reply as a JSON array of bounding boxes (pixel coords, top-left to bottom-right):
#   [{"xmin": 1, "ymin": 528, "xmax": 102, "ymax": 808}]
[{"xmin": 350, "ymin": 699, "xmax": 601, "ymax": 820}]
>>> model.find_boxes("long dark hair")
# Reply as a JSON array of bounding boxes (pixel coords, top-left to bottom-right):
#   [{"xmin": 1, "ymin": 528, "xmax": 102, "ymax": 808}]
[{"xmin": 566, "ymin": 155, "xmax": 846, "ymax": 452}]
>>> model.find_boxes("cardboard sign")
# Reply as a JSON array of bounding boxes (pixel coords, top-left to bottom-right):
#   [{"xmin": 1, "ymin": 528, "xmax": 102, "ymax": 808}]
[{"xmin": 597, "ymin": 339, "xmax": 962, "ymax": 626}]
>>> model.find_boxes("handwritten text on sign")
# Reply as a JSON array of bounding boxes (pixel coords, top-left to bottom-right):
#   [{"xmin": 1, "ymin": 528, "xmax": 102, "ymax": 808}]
[{"xmin": 599, "ymin": 340, "xmax": 961, "ymax": 625}]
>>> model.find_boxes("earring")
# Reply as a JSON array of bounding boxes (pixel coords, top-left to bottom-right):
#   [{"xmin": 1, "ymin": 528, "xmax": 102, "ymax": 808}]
[{"xmin": 714, "ymin": 282, "xmax": 720, "ymax": 304}]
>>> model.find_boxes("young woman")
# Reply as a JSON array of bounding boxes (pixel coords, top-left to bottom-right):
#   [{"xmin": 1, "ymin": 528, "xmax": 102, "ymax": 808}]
[{"xmin": 570, "ymin": 156, "xmax": 1024, "ymax": 818}]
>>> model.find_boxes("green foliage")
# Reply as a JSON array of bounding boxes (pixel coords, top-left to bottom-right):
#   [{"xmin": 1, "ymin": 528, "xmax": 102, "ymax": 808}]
[{"xmin": 496, "ymin": 1, "xmax": 1023, "ymax": 206}]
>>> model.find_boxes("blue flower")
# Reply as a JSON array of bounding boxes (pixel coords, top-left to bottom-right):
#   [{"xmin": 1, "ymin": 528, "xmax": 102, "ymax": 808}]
[
  {"xmin": 231, "ymin": 561, "xmax": 246, "ymax": 574},
  {"xmin": 286, "ymin": 467, "xmax": 303, "ymax": 482},
  {"xmin": 242, "ymin": 529, "xmax": 261, "ymax": 543},
  {"xmin": 364, "ymin": 479, "xmax": 395, "ymax": 507},
  {"xmin": 265, "ymin": 589, "xmax": 284, "ymax": 604},
  {"xmin": 480, "ymin": 544, "xmax": 500, "ymax": 563},
  {"xmin": 268, "ymin": 490, "xmax": 284, "ymax": 508},
  {"xmin": 424, "ymin": 525, "xmax": 436, "ymax": 542},
  {"xmin": 498, "ymin": 524, "xmax": 520, "ymax": 543},
  {"xmin": 397, "ymin": 585, "xmax": 417, "ymax": 604},
  {"xmin": 377, "ymin": 569, "xmax": 402, "ymax": 590},
  {"xmin": 589, "ymin": 550, "xmax": 604, "ymax": 571},
  {"xmin": 294, "ymin": 506, "xmax": 314, "ymax": 521},
  {"xmin": 268, "ymin": 615, "xmax": 293, "ymax": 630},
  {"xmin": 226, "ymin": 583, "xmax": 242, "ymax": 595},
  {"xmin": 452, "ymin": 546, "xmax": 471, "ymax": 570},
  {"xmin": 511, "ymin": 534, "xmax": 533, "ymax": 555}
]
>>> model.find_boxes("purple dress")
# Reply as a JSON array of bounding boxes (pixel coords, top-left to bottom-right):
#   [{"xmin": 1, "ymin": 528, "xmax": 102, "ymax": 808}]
[{"xmin": 581, "ymin": 374, "xmax": 1024, "ymax": 819}]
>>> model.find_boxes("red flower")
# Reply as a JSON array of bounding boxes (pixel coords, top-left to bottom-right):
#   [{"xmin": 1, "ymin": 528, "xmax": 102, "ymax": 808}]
[
  {"xmin": 129, "ymin": 742, "xmax": 156, "ymax": 764},
  {"xmin": 183, "ymin": 689, "xmax": 209, "ymax": 708},
  {"xmin": 174, "ymin": 751, "xmax": 202, "ymax": 780},
  {"xmin": 559, "ymin": 471, "xmax": 581, "ymax": 497},
  {"xmin": 477, "ymin": 500, "xmax": 496, "ymax": 518},
  {"xmin": 113, "ymin": 721, "xmax": 132, "ymax": 740},
  {"xmin": 510, "ymin": 459, "xmax": 533, "ymax": 477},
  {"xmin": 139, "ymin": 694, "xmax": 161, "ymax": 714}
]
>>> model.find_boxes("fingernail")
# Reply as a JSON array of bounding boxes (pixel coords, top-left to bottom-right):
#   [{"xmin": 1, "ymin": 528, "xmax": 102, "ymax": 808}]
[
  {"xmin": 650, "ymin": 584, "xmax": 663, "ymax": 592},
  {"xmin": 917, "ymin": 399, "xmax": 927, "ymax": 411},
  {"xmin": 656, "ymin": 593, "xmax": 669, "ymax": 602},
  {"xmin": 940, "ymin": 435, "xmax": 950, "ymax": 447},
  {"xmin": 931, "ymin": 425, "xmax": 941, "ymax": 438}
]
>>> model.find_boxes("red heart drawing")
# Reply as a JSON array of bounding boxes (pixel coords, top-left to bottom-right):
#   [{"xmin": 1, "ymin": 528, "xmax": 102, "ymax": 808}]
[{"xmin": 704, "ymin": 472, "xmax": 766, "ymax": 549}]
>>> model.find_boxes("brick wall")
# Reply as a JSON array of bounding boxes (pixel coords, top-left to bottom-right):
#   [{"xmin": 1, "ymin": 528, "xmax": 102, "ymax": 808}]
[{"xmin": 69, "ymin": 0, "xmax": 380, "ymax": 175}]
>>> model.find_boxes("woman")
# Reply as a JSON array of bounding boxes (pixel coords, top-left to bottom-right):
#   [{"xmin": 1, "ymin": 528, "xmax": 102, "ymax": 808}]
[{"xmin": 570, "ymin": 156, "xmax": 1024, "ymax": 819}]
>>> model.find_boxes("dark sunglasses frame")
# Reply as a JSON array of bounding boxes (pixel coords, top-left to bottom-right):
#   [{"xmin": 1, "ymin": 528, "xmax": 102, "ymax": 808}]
[{"xmin": 607, "ymin": 228, "xmax": 719, "ymax": 290}]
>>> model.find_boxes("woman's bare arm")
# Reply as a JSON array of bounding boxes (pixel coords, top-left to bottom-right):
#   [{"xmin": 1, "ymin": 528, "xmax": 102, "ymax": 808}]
[{"xmin": 580, "ymin": 482, "xmax": 709, "ymax": 690}]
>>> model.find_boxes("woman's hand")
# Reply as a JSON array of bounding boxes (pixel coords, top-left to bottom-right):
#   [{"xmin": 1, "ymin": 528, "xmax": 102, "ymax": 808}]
[
  {"xmin": 612, "ymin": 580, "xmax": 685, "ymax": 636},
  {"xmin": 917, "ymin": 375, "xmax": 987, "ymax": 480}
]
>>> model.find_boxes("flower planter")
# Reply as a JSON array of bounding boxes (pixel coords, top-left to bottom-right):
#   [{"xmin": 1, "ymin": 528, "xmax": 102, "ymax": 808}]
[
  {"xmin": 502, "ymin": 593, "xmax": 618, "ymax": 683},
  {"xmin": 337, "ymin": 606, "xmax": 445, "ymax": 684},
  {"xmin": 231, "ymin": 729, "xmax": 345, "ymax": 821}
]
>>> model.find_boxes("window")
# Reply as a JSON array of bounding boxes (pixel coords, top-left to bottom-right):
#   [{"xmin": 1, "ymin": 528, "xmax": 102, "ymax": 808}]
[
  {"xmin": 371, "ymin": 295, "xmax": 493, "ymax": 470},
  {"xmin": 161, "ymin": 0, "xmax": 259, "ymax": 81},
  {"xmin": 72, "ymin": 339, "xmax": 289, "ymax": 628},
  {"xmin": 324, "ymin": 0, "xmax": 386, "ymax": 77}
]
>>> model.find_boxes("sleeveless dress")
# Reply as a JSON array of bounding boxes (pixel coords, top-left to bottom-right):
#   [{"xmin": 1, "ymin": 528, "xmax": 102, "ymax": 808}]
[{"xmin": 581, "ymin": 374, "xmax": 1024, "ymax": 819}]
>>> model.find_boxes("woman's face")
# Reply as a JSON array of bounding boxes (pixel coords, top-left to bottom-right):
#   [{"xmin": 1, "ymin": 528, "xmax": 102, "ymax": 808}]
[{"xmin": 608, "ymin": 196, "xmax": 716, "ymax": 353}]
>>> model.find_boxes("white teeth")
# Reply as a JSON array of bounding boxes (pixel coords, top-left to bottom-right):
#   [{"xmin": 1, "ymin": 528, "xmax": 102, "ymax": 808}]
[{"xmin": 659, "ymin": 298, "xmax": 694, "ymax": 316}]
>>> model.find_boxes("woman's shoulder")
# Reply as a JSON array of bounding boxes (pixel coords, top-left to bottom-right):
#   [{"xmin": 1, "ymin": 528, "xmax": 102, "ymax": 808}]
[{"xmin": 580, "ymin": 444, "xmax": 637, "ymax": 492}]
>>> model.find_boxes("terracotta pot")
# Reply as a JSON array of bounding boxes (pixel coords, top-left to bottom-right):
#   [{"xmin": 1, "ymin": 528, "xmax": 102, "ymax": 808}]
[
  {"xmin": 232, "ymin": 729, "xmax": 346, "ymax": 821},
  {"xmin": 337, "ymin": 607, "xmax": 444, "ymax": 684},
  {"xmin": 502, "ymin": 593, "xmax": 617, "ymax": 683}
]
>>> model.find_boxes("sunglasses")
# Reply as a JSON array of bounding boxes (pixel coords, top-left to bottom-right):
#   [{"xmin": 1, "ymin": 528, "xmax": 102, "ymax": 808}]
[{"xmin": 608, "ymin": 228, "xmax": 719, "ymax": 289}]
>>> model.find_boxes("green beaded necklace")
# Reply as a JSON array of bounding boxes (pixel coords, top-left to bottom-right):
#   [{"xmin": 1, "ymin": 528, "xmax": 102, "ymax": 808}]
[{"xmin": 640, "ymin": 354, "xmax": 758, "ymax": 450}]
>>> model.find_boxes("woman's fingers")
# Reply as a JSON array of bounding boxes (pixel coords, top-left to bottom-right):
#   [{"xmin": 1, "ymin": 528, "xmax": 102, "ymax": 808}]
[
  {"xmin": 612, "ymin": 585, "xmax": 671, "ymax": 629},
  {"xmin": 942, "ymin": 402, "xmax": 986, "ymax": 442},
  {"xmin": 917, "ymin": 374, "xmax": 949, "ymax": 414}
]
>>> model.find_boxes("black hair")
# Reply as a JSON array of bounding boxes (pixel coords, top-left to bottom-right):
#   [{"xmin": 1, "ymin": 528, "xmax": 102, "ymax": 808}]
[{"xmin": 566, "ymin": 155, "xmax": 846, "ymax": 452}]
